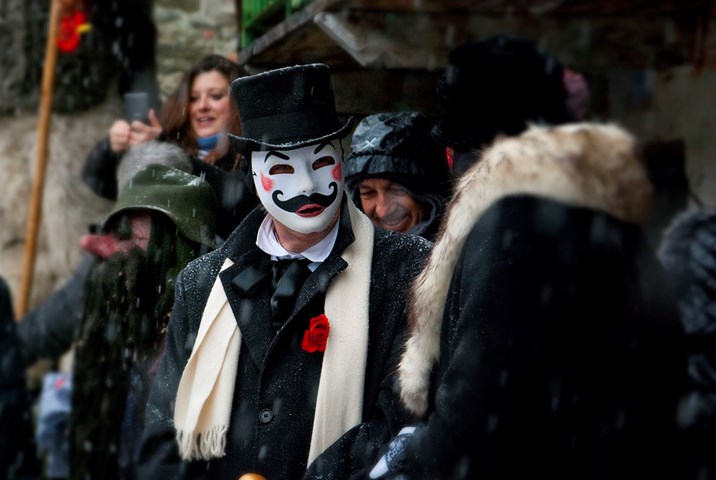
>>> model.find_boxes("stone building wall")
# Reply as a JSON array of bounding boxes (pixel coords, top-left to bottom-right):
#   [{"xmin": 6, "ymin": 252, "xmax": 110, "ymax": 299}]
[{"xmin": 154, "ymin": 0, "xmax": 239, "ymax": 99}]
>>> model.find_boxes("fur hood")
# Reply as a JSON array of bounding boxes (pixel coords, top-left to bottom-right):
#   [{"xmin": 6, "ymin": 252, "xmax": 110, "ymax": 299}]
[{"xmin": 398, "ymin": 122, "xmax": 653, "ymax": 417}]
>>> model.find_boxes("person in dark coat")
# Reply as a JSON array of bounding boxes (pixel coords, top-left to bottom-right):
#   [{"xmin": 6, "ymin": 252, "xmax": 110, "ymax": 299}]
[
  {"xmin": 137, "ymin": 64, "xmax": 431, "ymax": 480},
  {"xmin": 658, "ymin": 208, "xmax": 716, "ymax": 478},
  {"xmin": 16, "ymin": 141, "xmax": 199, "ymax": 367},
  {"xmin": 15, "ymin": 147, "xmax": 217, "ymax": 479},
  {"xmin": 68, "ymin": 164, "xmax": 217, "ymax": 480},
  {"xmin": 81, "ymin": 54, "xmax": 257, "ymax": 240},
  {"xmin": 0, "ymin": 276, "xmax": 40, "ymax": 480},
  {"xmin": 432, "ymin": 35, "xmax": 577, "ymax": 178},
  {"xmin": 344, "ymin": 112, "xmax": 451, "ymax": 241},
  {"xmin": 370, "ymin": 123, "xmax": 689, "ymax": 479}
]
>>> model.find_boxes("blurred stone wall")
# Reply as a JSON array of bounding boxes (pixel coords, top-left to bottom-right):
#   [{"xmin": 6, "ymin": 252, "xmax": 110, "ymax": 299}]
[
  {"xmin": 155, "ymin": 0, "xmax": 238, "ymax": 99},
  {"xmin": 0, "ymin": 104, "xmax": 118, "ymax": 311}
]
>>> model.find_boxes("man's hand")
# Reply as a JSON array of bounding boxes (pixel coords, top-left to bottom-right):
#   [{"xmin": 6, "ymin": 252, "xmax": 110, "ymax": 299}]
[{"xmin": 369, "ymin": 426, "xmax": 416, "ymax": 479}]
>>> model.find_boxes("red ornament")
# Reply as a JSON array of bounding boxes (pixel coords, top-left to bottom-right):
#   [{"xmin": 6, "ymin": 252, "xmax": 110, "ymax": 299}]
[
  {"xmin": 57, "ymin": 11, "xmax": 88, "ymax": 53},
  {"xmin": 301, "ymin": 314, "xmax": 330, "ymax": 353}
]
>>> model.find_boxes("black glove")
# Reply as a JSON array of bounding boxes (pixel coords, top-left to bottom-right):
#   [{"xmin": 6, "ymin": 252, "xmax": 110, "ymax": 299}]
[{"xmin": 369, "ymin": 426, "xmax": 416, "ymax": 479}]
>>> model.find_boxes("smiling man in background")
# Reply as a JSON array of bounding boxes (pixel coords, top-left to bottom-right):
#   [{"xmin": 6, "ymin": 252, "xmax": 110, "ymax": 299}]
[{"xmin": 345, "ymin": 112, "xmax": 450, "ymax": 241}]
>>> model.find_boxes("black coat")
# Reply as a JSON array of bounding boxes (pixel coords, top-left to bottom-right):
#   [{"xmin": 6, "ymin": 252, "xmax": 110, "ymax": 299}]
[
  {"xmin": 405, "ymin": 195, "xmax": 688, "ymax": 478},
  {"xmin": 138, "ymin": 201, "xmax": 431, "ymax": 480},
  {"xmin": 397, "ymin": 123, "xmax": 690, "ymax": 479}
]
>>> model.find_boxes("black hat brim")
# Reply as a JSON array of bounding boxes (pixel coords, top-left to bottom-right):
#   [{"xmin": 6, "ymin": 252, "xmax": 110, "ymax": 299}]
[{"xmin": 228, "ymin": 117, "xmax": 355, "ymax": 154}]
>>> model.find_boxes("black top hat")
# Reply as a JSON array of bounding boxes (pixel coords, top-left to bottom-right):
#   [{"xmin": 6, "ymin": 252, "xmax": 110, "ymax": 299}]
[{"xmin": 228, "ymin": 63, "xmax": 355, "ymax": 154}]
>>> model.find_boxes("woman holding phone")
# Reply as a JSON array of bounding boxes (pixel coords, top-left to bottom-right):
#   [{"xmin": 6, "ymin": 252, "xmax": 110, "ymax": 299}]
[{"xmin": 82, "ymin": 54, "xmax": 257, "ymax": 240}]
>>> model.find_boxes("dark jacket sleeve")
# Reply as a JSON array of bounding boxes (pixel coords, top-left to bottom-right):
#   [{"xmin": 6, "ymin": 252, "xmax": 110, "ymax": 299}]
[
  {"xmin": 16, "ymin": 254, "xmax": 94, "ymax": 366},
  {"xmin": 0, "ymin": 277, "xmax": 40, "ymax": 478},
  {"xmin": 81, "ymin": 136, "xmax": 122, "ymax": 200}
]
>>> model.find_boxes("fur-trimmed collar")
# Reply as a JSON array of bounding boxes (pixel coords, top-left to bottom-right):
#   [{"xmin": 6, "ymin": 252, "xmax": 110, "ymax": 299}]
[{"xmin": 398, "ymin": 122, "xmax": 652, "ymax": 416}]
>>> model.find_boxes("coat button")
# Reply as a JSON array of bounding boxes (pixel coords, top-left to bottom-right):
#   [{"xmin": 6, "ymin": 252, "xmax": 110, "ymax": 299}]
[{"xmin": 258, "ymin": 408, "xmax": 274, "ymax": 424}]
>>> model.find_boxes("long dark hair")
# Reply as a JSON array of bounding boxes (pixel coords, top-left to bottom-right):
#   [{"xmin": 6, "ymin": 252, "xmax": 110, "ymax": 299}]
[{"xmin": 159, "ymin": 54, "xmax": 247, "ymax": 167}]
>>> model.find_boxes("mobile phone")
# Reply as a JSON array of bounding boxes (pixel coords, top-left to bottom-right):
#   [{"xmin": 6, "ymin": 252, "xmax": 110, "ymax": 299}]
[{"xmin": 124, "ymin": 92, "xmax": 149, "ymax": 123}]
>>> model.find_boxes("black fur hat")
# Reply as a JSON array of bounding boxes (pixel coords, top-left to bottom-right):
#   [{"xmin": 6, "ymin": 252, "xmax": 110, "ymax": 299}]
[
  {"xmin": 228, "ymin": 63, "xmax": 355, "ymax": 155},
  {"xmin": 432, "ymin": 35, "xmax": 570, "ymax": 151}
]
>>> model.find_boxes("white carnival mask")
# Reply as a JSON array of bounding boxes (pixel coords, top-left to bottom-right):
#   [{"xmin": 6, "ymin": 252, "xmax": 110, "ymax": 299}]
[{"xmin": 251, "ymin": 140, "xmax": 344, "ymax": 234}]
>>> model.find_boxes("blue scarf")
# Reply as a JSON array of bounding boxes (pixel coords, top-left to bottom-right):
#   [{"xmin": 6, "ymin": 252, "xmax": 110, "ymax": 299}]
[{"xmin": 196, "ymin": 134, "xmax": 221, "ymax": 152}]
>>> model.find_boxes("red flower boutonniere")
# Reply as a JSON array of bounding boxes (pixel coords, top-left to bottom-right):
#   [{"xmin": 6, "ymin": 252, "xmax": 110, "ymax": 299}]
[{"xmin": 302, "ymin": 314, "xmax": 330, "ymax": 353}]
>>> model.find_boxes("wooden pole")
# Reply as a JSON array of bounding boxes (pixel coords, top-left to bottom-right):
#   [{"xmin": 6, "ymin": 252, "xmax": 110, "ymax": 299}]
[{"xmin": 17, "ymin": 0, "xmax": 61, "ymax": 318}]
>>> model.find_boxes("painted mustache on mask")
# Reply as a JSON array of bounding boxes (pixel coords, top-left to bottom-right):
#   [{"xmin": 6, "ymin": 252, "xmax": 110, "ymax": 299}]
[{"xmin": 272, "ymin": 182, "xmax": 339, "ymax": 213}]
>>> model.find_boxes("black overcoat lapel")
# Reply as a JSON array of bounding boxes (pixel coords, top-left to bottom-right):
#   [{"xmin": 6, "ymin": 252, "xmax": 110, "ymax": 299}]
[
  {"xmin": 211, "ymin": 207, "xmax": 275, "ymax": 369},
  {"xmin": 219, "ymin": 259, "xmax": 273, "ymax": 368}
]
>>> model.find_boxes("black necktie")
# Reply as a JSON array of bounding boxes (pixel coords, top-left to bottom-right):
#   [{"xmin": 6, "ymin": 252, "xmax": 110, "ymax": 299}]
[
  {"xmin": 270, "ymin": 259, "xmax": 312, "ymax": 329},
  {"xmin": 231, "ymin": 257, "xmax": 312, "ymax": 330}
]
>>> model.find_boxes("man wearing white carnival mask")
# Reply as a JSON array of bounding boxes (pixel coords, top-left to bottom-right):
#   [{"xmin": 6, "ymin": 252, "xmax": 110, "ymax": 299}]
[{"xmin": 138, "ymin": 64, "xmax": 432, "ymax": 480}]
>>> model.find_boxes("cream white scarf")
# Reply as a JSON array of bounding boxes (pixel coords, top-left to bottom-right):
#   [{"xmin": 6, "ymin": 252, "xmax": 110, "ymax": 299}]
[{"xmin": 174, "ymin": 201, "xmax": 374, "ymax": 466}]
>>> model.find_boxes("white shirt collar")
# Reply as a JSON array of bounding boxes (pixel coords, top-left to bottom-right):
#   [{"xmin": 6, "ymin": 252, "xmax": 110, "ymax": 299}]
[{"xmin": 256, "ymin": 214, "xmax": 339, "ymax": 270}]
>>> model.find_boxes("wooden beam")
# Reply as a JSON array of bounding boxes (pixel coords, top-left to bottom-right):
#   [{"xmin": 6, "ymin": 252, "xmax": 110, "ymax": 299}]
[
  {"xmin": 241, "ymin": 6, "xmax": 704, "ymax": 72},
  {"xmin": 237, "ymin": 0, "xmax": 349, "ymax": 68},
  {"xmin": 331, "ymin": 69, "xmax": 443, "ymax": 117},
  {"xmin": 314, "ymin": 11, "xmax": 445, "ymax": 69}
]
